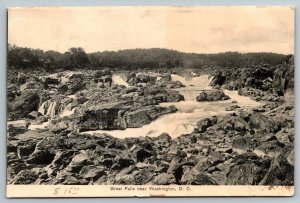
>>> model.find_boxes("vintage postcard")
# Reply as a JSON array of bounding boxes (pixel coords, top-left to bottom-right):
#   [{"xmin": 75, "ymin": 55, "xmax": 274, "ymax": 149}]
[{"xmin": 6, "ymin": 6, "xmax": 294, "ymax": 197}]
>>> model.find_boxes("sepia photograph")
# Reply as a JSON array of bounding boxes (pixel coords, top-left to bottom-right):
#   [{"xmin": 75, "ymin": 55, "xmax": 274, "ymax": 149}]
[{"xmin": 6, "ymin": 6, "xmax": 294, "ymax": 197}]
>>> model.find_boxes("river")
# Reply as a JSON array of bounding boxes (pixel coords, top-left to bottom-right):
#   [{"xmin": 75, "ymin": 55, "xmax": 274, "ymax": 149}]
[{"xmin": 83, "ymin": 74, "xmax": 261, "ymax": 138}]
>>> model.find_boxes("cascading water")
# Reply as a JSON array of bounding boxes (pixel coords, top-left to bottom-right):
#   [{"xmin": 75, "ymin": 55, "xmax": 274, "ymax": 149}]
[
  {"xmin": 83, "ymin": 74, "xmax": 261, "ymax": 139},
  {"xmin": 31, "ymin": 99, "xmax": 76, "ymax": 130},
  {"xmin": 59, "ymin": 104, "xmax": 76, "ymax": 117},
  {"xmin": 46, "ymin": 101, "xmax": 57, "ymax": 118},
  {"xmin": 37, "ymin": 100, "xmax": 58, "ymax": 118},
  {"xmin": 112, "ymin": 75, "xmax": 129, "ymax": 87},
  {"xmin": 38, "ymin": 101, "xmax": 47, "ymax": 115},
  {"xmin": 171, "ymin": 74, "xmax": 213, "ymax": 101}
]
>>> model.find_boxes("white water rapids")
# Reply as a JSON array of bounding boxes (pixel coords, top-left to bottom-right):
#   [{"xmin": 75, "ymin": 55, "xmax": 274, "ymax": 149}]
[
  {"xmin": 83, "ymin": 74, "xmax": 261, "ymax": 139},
  {"xmin": 112, "ymin": 75, "xmax": 129, "ymax": 87}
]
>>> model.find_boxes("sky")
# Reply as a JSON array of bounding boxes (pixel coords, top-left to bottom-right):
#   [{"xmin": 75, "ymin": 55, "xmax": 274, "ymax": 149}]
[{"xmin": 8, "ymin": 6, "xmax": 295, "ymax": 54}]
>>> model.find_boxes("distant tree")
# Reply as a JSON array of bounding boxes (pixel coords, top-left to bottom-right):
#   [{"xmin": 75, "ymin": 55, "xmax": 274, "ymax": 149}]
[
  {"xmin": 7, "ymin": 44, "xmax": 290, "ymax": 71},
  {"xmin": 63, "ymin": 47, "xmax": 90, "ymax": 69},
  {"xmin": 7, "ymin": 44, "xmax": 43, "ymax": 69}
]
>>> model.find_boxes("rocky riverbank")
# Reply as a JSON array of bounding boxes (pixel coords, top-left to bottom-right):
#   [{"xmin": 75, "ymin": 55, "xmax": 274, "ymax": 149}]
[
  {"xmin": 7, "ymin": 56, "xmax": 294, "ymax": 185},
  {"xmin": 7, "ymin": 97, "xmax": 294, "ymax": 185}
]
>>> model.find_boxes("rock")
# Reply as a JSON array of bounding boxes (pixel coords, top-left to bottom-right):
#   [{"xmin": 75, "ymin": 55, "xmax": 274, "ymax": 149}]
[
  {"xmin": 115, "ymin": 168, "xmax": 155, "ymax": 185},
  {"xmin": 28, "ymin": 111, "xmax": 41, "ymax": 119},
  {"xmin": 20, "ymin": 80, "xmax": 43, "ymax": 92},
  {"xmin": 58, "ymin": 77, "xmax": 86, "ymax": 95},
  {"xmin": 26, "ymin": 150, "xmax": 55, "ymax": 165},
  {"xmin": 225, "ymin": 104, "xmax": 240, "ymax": 111},
  {"xmin": 287, "ymin": 149, "xmax": 294, "ymax": 165},
  {"xmin": 165, "ymin": 81, "xmax": 184, "ymax": 88},
  {"xmin": 17, "ymin": 72, "xmax": 27, "ymax": 84},
  {"xmin": 210, "ymin": 71, "xmax": 226, "ymax": 87},
  {"xmin": 259, "ymin": 148, "xmax": 294, "ymax": 185},
  {"xmin": 113, "ymin": 153, "xmax": 135, "ymax": 168},
  {"xmin": 12, "ymin": 169, "xmax": 39, "ymax": 184},
  {"xmin": 17, "ymin": 140, "xmax": 37, "ymax": 158},
  {"xmin": 195, "ymin": 118, "xmax": 213, "ymax": 133},
  {"xmin": 226, "ymin": 153, "xmax": 271, "ymax": 185},
  {"xmin": 49, "ymin": 150, "xmax": 76, "ymax": 172},
  {"xmin": 36, "ymin": 116, "xmax": 48, "ymax": 124},
  {"xmin": 65, "ymin": 151, "xmax": 91, "ymax": 173},
  {"xmin": 93, "ymin": 69, "xmax": 112, "ymax": 78},
  {"xmin": 250, "ymin": 114, "xmax": 281, "ymax": 133},
  {"xmin": 155, "ymin": 133, "xmax": 172, "ymax": 144},
  {"xmin": 79, "ymin": 165, "xmax": 106, "ymax": 180},
  {"xmin": 196, "ymin": 90, "xmax": 230, "ymax": 102},
  {"xmin": 253, "ymin": 65, "xmax": 274, "ymax": 80},
  {"xmin": 7, "ymin": 120, "xmax": 30, "ymax": 137},
  {"xmin": 166, "ymin": 156, "xmax": 196, "ymax": 183},
  {"xmin": 62, "ymin": 176, "xmax": 89, "ymax": 185},
  {"xmin": 273, "ymin": 59, "xmax": 294, "ymax": 95},
  {"xmin": 7, "ymin": 140, "xmax": 18, "ymax": 153},
  {"xmin": 232, "ymin": 138, "xmax": 248, "ymax": 151},
  {"xmin": 152, "ymin": 173, "xmax": 177, "ymax": 185},
  {"xmin": 132, "ymin": 146, "xmax": 155, "ymax": 163},
  {"xmin": 7, "ymin": 84, "xmax": 20, "ymax": 102},
  {"xmin": 126, "ymin": 106, "xmax": 177, "ymax": 128},
  {"xmin": 216, "ymin": 116, "xmax": 248, "ymax": 132},
  {"xmin": 254, "ymin": 139, "xmax": 285, "ymax": 157},
  {"xmin": 42, "ymin": 77, "xmax": 60, "ymax": 88},
  {"xmin": 79, "ymin": 100, "xmax": 132, "ymax": 131},
  {"xmin": 182, "ymin": 173, "xmax": 218, "ymax": 185},
  {"xmin": 8, "ymin": 89, "xmax": 40, "ymax": 120}
]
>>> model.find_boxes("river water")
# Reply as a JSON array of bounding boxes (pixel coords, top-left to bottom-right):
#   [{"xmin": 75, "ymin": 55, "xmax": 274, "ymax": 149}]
[{"xmin": 83, "ymin": 74, "xmax": 261, "ymax": 138}]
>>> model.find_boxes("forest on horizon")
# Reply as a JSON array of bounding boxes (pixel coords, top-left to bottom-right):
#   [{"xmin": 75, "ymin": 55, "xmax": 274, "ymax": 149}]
[{"xmin": 7, "ymin": 44, "xmax": 292, "ymax": 71}]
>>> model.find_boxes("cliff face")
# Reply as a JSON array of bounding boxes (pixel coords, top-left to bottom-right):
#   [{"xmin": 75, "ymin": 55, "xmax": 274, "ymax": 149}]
[
  {"xmin": 273, "ymin": 56, "xmax": 294, "ymax": 95},
  {"xmin": 210, "ymin": 55, "xmax": 294, "ymax": 97}
]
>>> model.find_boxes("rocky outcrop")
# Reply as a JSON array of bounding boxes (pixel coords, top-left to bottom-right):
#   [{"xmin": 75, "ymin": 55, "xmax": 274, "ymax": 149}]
[
  {"xmin": 7, "ymin": 66, "xmax": 294, "ymax": 186},
  {"xmin": 125, "ymin": 105, "xmax": 177, "ymax": 128},
  {"xmin": 7, "ymin": 98, "xmax": 294, "ymax": 185},
  {"xmin": 8, "ymin": 89, "xmax": 40, "ymax": 120},
  {"xmin": 273, "ymin": 56, "xmax": 294, "ymax": 96},
  {"xmin": 209, "ymin": 55, "xmax": 294, "ymax": 97},
  {"xmin": 50, "ymin": 101, "xmax": 178, "ymax": 132},
  {"xmin": 196, "ymin": 90, "xmax": 230, "ymax": 101}
]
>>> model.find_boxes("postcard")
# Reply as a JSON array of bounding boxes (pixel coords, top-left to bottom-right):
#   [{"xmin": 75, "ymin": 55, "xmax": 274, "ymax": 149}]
[{"xmin": 6, "ymin": 6, "xmax": 294, "ymax": 197}]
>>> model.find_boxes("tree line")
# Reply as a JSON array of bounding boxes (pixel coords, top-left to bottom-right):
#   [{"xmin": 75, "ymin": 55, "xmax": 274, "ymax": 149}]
[{"xmin": 7, "ymin": 44, "xmax": 291, "ymax": 71}]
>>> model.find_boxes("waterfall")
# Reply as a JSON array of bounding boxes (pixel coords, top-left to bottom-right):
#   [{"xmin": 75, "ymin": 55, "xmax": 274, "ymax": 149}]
[
  {"xmin": 188, "ymin": 75, "xmax": 214, "ymax": 87},
  {"xmin": 112, "ymin": 75, "xmax": 129, "ymax": 87},
  {"xmin": 38, "ymin": 101, "xmax": 47, "ymax": 115},
  {"xmin": 59, "ymin": 104, "xmax": 76, "ymax": 117},
  {"xmin": 170, "ymin": 74, "xmax": 190, "ymax": 86},
  {"xmin": 44, "ymin": 101, "xmax": 57, "ymax": 118},
  {"xmin": 171, "ymin": 74, "xmax": 213, "ymax": 89}
]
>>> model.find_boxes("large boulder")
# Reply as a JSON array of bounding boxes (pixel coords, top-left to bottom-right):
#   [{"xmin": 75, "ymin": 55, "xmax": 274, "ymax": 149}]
[
  {"xmin": 79, "ymin": 100, "xmax": 132, "ymax": 131},
  {"xmin": 8, "ymin": 89, "xmax": 40, "ymax": 120},
  {"xmin": 249, "ymin": 113, "xmax": 281, "ymax": 133},
  {"xmin": 273, "ymin": 57, "xmax": 294, "ymax": 95},
  {"xmin": 210, "ymin": 71, "xmax": 226, "ymax": 87},
  {"xmin": 194, "ymin": 117, "xmax": 218, "ymax": 133},
  {"xmin": 196, "ymin": 90, "xmax": 230, "ymax": 102},
  {"xmin": 7, "ymin": 120, "xmax": 30, "ymax": 137},
  {"xmin": 226, "ymin": 153, "xmax": 271, "ymax": 185},
  {"xmin": 125, "ymin": 105, "xmax": 177, "ymax": 128},
  {"xmin": 115, "ymin": 167, "xmax": 155, "ymax": 185}
]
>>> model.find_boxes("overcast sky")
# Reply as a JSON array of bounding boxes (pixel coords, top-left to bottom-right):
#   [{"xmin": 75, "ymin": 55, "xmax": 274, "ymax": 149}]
[{"xmin": 8, "ymin": 6, "xmax": 294, "ymax": 54}]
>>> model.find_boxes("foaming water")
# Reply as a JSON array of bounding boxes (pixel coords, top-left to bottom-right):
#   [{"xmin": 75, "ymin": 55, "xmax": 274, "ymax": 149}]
[
  {"xmin": 59, "ymin": 104, "xmax": 76, "ymax": 117},
  {"xmin": 171, "ymin": 74, "xmax": 212, "ymax": 89},
  {"xmin": 84, "ymin": 74, "xmax": 261, "ymax": 138},
  {"xmin": 28, "ymin": 121, "xmax": 50, "ymax": 130},
  {"xmin": 112, "ymin": 75, "xmax": 129, "ymax": 87}
]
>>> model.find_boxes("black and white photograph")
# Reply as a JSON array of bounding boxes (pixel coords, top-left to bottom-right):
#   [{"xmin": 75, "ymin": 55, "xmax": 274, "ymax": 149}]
[{"xmin": 6, "ymin": 6, "xmax": 294, "ymax": 197}]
